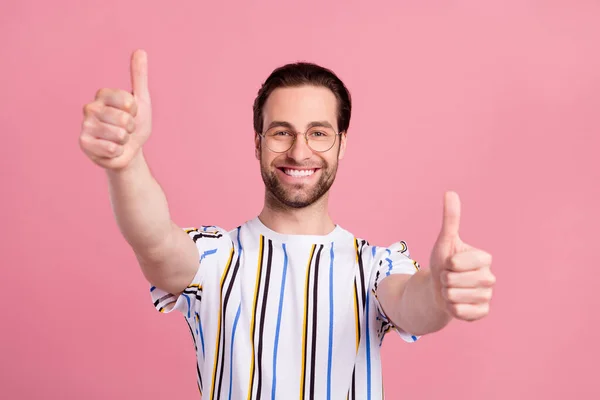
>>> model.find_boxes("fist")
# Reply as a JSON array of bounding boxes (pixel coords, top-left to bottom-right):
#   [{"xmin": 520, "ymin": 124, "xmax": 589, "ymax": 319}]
[
  {"xmin": 430, "ymin": 192, "xmax": 496, "ymax": 322},
  {"xmin": 79, "ymin": 49, "xmax": 152, "ymax": 171}
]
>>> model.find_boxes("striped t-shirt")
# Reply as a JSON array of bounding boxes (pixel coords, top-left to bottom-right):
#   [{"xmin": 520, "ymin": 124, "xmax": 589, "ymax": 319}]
[{"xmin": 150, "ymin": 217, "xmax": 421, "ymax": 399}]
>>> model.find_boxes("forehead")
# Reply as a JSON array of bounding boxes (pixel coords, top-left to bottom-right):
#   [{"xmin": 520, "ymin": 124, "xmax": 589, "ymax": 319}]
[{"xmin": 263, "ymin": 85, "xmax": 338, "ymax": 130}]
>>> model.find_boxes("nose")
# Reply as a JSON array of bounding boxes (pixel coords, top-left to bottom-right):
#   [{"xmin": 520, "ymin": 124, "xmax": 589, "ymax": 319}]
[{"xmin": 286, "ymin": 134, "xmax": 313, "ymax": 161}]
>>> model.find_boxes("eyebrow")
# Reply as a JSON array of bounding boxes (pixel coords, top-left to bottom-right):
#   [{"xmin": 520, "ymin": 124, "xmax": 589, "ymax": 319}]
[{"xmin": 266, "ymin": 120, "xmax": 335, "ymax": 131}]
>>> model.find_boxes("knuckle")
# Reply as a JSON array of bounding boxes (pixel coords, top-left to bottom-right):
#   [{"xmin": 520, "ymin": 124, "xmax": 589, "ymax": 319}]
[
  {"xmin": 481, "ymin": 303, "xmax": 490, "ymax": 315},
  {"xmin": 123, "ymin": 94, "xmax": 134, "ymax": 111},
  {"xmin": 481, "ymin": 252, "xmax": 492, "ymax": 266},
  {"xmin": 95, "ymin": 88, "xmax": 108, "ymax": 99},
  {"xmin": 450, "ymin": 303, "xmax": 461, "ymax": 316},
  {"xmin": 481, "ymin": 271, "xmax": 496, "ymax": 287},
  {"xmin": 78, "ymin": 134, "xmax": 88, "ymax": 149},
  {"xmin": 446, "ymin": 288, "xmax": 457, "ymax": 302},
  {"xmin": 89, "ymin": 102, "xmax": 104, "ymax": 115},
  {"xmin": 106, "ymin": 142, "xmax": 118, "ymax": 154},
  {"xmin": 448, "ymin": 255, "xmax": 459, "ymax": 270},
  {"xmin": 117, "ymin": 127, "xmax": 128, "ymax": 143},
  {"xmin": 120, "ymin": 112, "xmax": 131, "ymax": 127},
  {"xmin": 480, "ymin": 289, "xmax": 492, "ymax": 302},
  {"xmin": 81, "ymin": 118, "xmax": 94, "ymax": 131},
  {"xmin": 96, "ymin": 88, "xmax": 112, "ymax": 100}
]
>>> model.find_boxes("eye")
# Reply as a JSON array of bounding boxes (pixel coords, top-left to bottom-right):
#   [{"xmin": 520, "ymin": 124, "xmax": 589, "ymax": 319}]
[{"xmin": 271, "ymin": 130, "xmax": 292, "ymax": 137}]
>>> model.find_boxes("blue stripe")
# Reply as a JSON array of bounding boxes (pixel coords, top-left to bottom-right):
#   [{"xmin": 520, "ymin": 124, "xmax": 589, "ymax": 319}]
[
  {"xmin": 385, "ymin": 249, "xmax": 393, "ymax": 276},
  {"xmin": 411, "ymin": 335, "xmax": 418, "ymax": 341},
  {"xmin": 371, "ymin": 246, "xmax": 377, "ymax": 258},
  {"xmin": 237, "ymin": 226, "xmax": 243, "ymax": 253},
  {"xmin": 196, "ymin": 312, "xmax": 205, "ymax": 358},
  {"xmin": 200, "ymin": 248, "xmax": 218, "ymax": 261},
  {"xmin": 182, "ymin": 293, "xmax": 191, "ymax": 318},
  {"xmin": 271, "ymin": 243, "xmax": 288, "ymax": 400},
  {"xmin": 228, "ymin": 304, "xmax": 242, "ymax": 400},
  {"xmin": 365, "ymin": 290, "xmax": 372, "ymax": 399},
  {"xmin": 327, "ymin": 242, "xmax": 335, "ymax": 400},
  {"xmin": 150, "ymin": 286, "xmax": 156, "ymax": 292},
  {"xmin": 228, "ymin": 228, "xmax": 244, "ymax": 400}
]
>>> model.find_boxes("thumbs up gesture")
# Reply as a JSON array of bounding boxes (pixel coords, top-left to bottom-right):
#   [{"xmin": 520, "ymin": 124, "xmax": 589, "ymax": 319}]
[
  {"xmin": 80, "ymin": 50, "xmax": 152, "ymax": 171},
  {"xmin": 429, "ymin": 192, "xmax": 496, "ymax": 322}
]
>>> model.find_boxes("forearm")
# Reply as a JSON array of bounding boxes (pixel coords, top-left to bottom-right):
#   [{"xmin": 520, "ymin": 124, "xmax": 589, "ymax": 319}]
[
  {"xmin": 388, "ymin": 269, "xmax": 452, "ymax": 336},
  {"xmin": 106, "ymin": 150, "xmax": 177, "ymax": 262}
]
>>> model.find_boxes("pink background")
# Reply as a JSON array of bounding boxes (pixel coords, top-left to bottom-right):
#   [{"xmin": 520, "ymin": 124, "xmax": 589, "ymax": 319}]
[{"xmin": 2, "ymin": 1, "xmax": 599, "ymax": 399}]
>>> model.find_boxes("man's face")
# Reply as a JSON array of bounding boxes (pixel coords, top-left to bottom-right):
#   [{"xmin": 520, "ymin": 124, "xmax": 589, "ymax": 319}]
[{"xmin": 255, "ymin": 85, "xmax": 347, "ymax": 209}]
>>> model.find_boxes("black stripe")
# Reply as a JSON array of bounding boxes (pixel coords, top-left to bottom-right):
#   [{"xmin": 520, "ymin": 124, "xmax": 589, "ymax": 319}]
[
  {"xmin": 255, "ymin": 239, "xmax": 274, "ymax": 399},
  {"xmin": 248, "ymin": 236, "xmax": 266, "ymax": 399},
  {"xmin": 192, "ymin": 232, "xmax": 224, "ymax": 241},
  {"xmin": 158, "ymin": 299, "xmax": 176, "ymax": 312},
  {"xmin": 215, "ymin": 248, "xmax": 242, "ymax": 400},
  {"xmin": 197, "ymin": 360, "xmax": 203, "ymax": 394},
  {"xmin": 356, "ymin": 240, "xmax": 367, "ymax": 310},
  {"xmin": 185, "ymin": 318, "xmax": 203, "ymax": 392},
  {"xmin": 309, "ymin": 244, "xmax": 324, "ymax": 399},
  {"xmin": 301, "ymin": 247, "xmax": 316, "ymax": 399},
  {"xmin": 185, "ymin": 318, "xmax": 197, "ymax": 352},
  {"xmin": 350, "ymin": 368, "xmax": 356, "ymax": 400},
  {"xmin": 154, "ymin": 294, "xmax": 173, "ymax": 307},
  {"xmin": 210, "ymin": 246, "xmax": 236, "ymax": 400},
  {"xmin": 354, "ymin": 280, "xmax": 362, "ymax": 341},
  {"xmin": 350, "ymin": 280, "xmax": 361, "ymax": 399}
]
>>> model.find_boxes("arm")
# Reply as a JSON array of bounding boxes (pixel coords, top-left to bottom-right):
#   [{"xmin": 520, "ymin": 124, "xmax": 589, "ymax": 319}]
[
  {"xmin": 80, "ymin": 50, "xmax": 198, "ymax": 295},
  {"xmin": 377, "ymin": 191, "xmax": 495, "ymax": 336},
  {"xmin": 107, "ymin": 151, "xmax": 198, "ymax": 294},
  {"xmin": 377, "ymin": 270, "xmax": 451, "ymax": 336}
]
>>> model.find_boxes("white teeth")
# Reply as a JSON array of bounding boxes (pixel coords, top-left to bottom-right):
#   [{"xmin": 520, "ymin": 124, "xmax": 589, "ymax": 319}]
[{"xmin": 284, "ymin": 168, "xmax": 315, "ymax": 177}]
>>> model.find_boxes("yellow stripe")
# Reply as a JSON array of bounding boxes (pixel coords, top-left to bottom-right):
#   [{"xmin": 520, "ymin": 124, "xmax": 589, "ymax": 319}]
[
  {"xmin": 246, "ymin": 235, "xmax": 264, "ymax": 400},
  {"xmin": 209, "ymin": 246, "xmax": 235, "ymax": 398},
  {"xmin": 413, "ymin": 260, "xmax": 420, "ymax": 271},
  {"xmin": 299, "ymin": 244, "xmax": 316, "ymax": 400},
  {"xmin": 353, "ymin": 238, "xmax": 360, "ymax": 351},
  {"xmin": 188, "ymin": 283, "xmax": 202, "ymax": 289},
  {"xmin": 184, "ymin": 227, "xmax": 198, "ymax": 233},
  {"xmin": 353, "ymin": 282, "xmax": 360, "ymax": 351}
]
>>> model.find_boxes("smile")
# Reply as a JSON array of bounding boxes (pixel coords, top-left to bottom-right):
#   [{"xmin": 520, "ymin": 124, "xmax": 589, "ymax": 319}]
[{"xmin": 280, "ymin": 168, "xmax": 318, "ymax": 178}]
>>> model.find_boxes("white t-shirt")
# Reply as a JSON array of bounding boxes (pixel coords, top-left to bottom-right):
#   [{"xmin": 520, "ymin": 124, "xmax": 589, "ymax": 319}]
[{"xmin": 150, "ymin": 217, "xmax": 421, "ymax": 399}]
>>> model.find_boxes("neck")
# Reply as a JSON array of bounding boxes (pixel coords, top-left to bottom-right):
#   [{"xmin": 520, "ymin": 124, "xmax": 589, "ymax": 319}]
[{"xmin": 258, "ymin": 191, "xmax": 335, "ymax": 235}]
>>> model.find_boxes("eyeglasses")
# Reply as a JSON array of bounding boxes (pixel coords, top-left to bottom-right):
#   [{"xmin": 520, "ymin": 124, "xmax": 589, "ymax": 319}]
[{"xmin": 259, "ymin": 126, "xmax": 342, "ymax": 153}]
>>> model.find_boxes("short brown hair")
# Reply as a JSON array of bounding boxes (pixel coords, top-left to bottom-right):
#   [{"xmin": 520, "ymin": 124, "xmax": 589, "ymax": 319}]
[{"xmin": 253, "ymin": 62, "xmax": 352, "ymax": 134}]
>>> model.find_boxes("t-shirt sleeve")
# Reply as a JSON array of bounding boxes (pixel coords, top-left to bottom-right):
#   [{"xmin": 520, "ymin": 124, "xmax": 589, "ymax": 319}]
[
  {"xmin": 369, "ymin": 240, "xmax": 422, "ymax": 343},
  {"xmin": 150, "ymin": 225, "xmax": 233, "ymax": 319}
]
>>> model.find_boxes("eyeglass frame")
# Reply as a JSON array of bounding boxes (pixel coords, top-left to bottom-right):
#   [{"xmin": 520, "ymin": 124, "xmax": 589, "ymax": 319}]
[{"xmin": 257, "ymin": 124, "xmax": 343, "ymax": 153}]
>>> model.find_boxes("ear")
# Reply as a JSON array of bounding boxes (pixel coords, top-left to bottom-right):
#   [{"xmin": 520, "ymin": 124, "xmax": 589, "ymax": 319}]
[
  {"xmin": 337, "ymin": 131, "xmax": 348, "ymax": 160},
  {"xmin": 254, "ymin": 132, "xmax": 261, "ymax": 160}
]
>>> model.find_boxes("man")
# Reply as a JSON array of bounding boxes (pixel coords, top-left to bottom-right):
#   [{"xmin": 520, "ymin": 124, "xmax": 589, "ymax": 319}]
[{"xmin": 79, "ymin": 49, "xmax": 495, "ymax": 399}]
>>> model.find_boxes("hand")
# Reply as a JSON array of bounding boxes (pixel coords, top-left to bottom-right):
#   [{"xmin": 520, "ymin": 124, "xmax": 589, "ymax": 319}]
[
  {"xmin": 429, "ymin": 191, "xmax": 495, "ymax": 322},
  {"xmin": 79, "ymin": 49, "xmax": 152, "ymax": 171}
]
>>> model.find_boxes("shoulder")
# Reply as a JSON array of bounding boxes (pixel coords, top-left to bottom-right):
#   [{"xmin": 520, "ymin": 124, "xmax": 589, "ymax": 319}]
[
  {"xmin": 181, "ymin": 224, "xmax": 237, "ymax": 253},
  {"xmin": 353, "ymin": 236, "xmax": 413, "ymax": 264}
]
